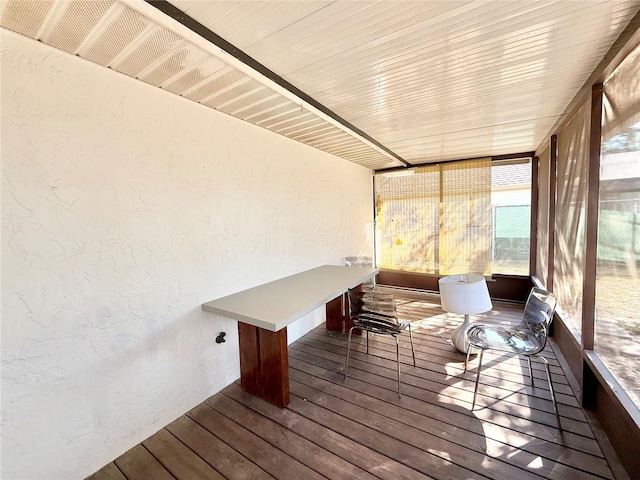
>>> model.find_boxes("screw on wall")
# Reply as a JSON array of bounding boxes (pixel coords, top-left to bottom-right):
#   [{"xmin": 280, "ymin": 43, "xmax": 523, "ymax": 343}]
[{"xmin": 215, "ymin": 332, "xmax": 226, "ymax": 344}]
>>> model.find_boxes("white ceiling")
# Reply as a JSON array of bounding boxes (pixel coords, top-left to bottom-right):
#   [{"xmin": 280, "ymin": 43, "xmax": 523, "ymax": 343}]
[{"xmin": 2, "ymin": 1, "xmax": 639, "ymax": 169}]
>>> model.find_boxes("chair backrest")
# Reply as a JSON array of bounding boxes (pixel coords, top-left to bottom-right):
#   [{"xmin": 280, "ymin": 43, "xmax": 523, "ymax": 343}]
[
  {"xmin": 520, "ymin": 287, "xmax": 558, "ymax": 349},
  {"xmin": 348, "ymin": 289, "xmax": 397, "ymax": 318},
  {"xmin": 347, "ymin": 289, "xmax": 401, "ymax": 335},
  {"xmin": 345, "ymin": 256, "xmax": 376, "ymax": 290},
  {"xmin": 344, "ymin": 256, "xmax": 373, "ymax": 268}
]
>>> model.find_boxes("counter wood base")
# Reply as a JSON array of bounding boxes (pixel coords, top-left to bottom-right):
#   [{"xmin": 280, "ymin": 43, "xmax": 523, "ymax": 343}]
[
  {"xmin": 203, "ymin": 266, "xmax": 378, "ymax": 408},
  {"xmin": 238, "ymin": 322, "xmax": 289, "ymax": 407}
]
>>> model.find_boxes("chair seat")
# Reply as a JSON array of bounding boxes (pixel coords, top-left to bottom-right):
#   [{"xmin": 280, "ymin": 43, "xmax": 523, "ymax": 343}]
[
  {"xmin": 352, "ymin": 313, "xmax": 410, "ymax": 335},
  {"xmin": 466, "ymin": 324, "xmax": 543, "ymax": 355}
]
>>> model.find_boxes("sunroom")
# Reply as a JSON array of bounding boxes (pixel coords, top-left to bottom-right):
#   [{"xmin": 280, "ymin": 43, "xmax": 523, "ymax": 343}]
[{"xmin": 1, "ymin": 1, "xmax": 639, "ymax": 479}]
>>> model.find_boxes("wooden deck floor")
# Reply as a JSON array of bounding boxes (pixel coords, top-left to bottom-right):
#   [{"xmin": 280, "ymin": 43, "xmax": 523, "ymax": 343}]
[{"xmin": 88, "ymin": 289, "xmax": 621, "ymax": 480}]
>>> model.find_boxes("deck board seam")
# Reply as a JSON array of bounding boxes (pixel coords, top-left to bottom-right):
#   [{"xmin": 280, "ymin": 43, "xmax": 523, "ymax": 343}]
[{"xmin": 289, "ymin": 348, "xmax": 612, "ymax": 479}]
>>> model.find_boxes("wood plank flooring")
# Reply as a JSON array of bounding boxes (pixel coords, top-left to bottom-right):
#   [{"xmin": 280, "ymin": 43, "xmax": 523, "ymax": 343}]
[{"xmin": 88, "ymin": 289, "xmax": 621, "ymax": 480}]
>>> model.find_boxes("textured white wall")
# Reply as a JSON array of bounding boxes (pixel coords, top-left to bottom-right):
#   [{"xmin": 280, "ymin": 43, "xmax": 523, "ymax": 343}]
[{"xmin": 1, "ymin": 31, "xmax": 373, "ymax": 480}]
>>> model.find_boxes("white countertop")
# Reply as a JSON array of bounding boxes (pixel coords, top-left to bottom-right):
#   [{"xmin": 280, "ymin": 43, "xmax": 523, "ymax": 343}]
[{"xmin": 202, "ymin": 265, "xmax": 378, "ymax": 332}]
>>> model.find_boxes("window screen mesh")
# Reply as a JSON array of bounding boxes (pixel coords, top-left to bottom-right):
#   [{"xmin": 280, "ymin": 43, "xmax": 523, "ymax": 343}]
[
  {"xmin": 375, "ymin": 165, "xmax": 439, "ymax": 273},
  {"xmin": 374, "ymin": 158, "xmax": 491, "ymax": 275},
  {"xmin": 595, "ymin": 43, "xmax": 640, "ymax": 409},
  {"xmin": 554, "ymin": 101, "xmax": 590, "ymax": 331},
  {"xmin": 440, "ymin": 158, "xmax": 492, "ymax": 274}
]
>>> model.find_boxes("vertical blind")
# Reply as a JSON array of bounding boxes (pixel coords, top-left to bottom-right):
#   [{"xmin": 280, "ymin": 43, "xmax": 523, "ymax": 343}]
[{"xmin": 375, "ymin": 157, "xmax": 492, "ymax": 275}]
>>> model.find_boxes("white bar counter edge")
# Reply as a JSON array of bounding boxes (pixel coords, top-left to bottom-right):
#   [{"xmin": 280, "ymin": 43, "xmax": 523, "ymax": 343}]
[{"xmin": 202, "ymin": 265, "xmax": 378, "ymax": 332}]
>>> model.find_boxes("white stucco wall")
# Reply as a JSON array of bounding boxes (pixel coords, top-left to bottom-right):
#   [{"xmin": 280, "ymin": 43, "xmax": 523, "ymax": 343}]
[{"xmin": 1, "ymin": 31, "xmax": 373, "ymax": 480}]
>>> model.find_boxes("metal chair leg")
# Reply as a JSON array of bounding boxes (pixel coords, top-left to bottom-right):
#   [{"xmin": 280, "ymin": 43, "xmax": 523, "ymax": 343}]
[
  {"xmin": 541, "ymin": 356, "xmax": 561, "ymax": 429},
  {"xmin": 395, "ymin": 335, "xmax": 401, "ymax": 397},
  {"xmin": 527, "ymin": 357, "xmax": 534, "ymax": 385},
  {"xmin": 366, "ymin": 330, "xmax": 369, "ymax": 354},
  {"xmin": 344, "ymin": 327, "xmax": 355, "ymax": 380},
  {"xmin": 464, "ymin": 348, "xmax": 473, "ymax": 373},
  {"xmin": 408, "ymin": 324, "xmax": 416, "ymax": 366},
  {"xmin": 471, "ymin": 349, "xmax": 485, "ymax": 410}
]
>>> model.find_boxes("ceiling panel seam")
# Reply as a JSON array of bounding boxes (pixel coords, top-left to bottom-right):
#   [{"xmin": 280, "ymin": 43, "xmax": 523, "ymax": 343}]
[{"xmin": 143, "ymin": 0, "xmax": 412, "ymax": 168}]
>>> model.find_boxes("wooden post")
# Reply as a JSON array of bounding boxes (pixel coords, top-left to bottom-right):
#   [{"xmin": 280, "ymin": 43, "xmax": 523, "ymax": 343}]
[
  {"xmin": 581, "ymin": 83, "xmax": 603, "ymax": 353},
  {"xmin": 237, "ymin": 322, "xmax": 290, "ymax": 408},
  {"xmin": 258, "ymin": 327, "xmax": 290, "ymax": 408},
  {"xmin": 548, "ymin": 135, "xmax": 558, "ymax": 291},
  {"xmin": 325, "ymin": 295, "xmax": 344, "ymax": 331},
  {"xmin": 529, "ymin": 156, "xmax": 539, "ymax": 276},
  {"xmin": 237, "ymin": 322, "xmax": 261, "ymax": 397}
]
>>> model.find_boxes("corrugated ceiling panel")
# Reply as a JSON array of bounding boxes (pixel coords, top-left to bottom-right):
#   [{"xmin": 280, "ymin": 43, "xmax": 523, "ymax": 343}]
[
  {"xmin": 140, "ymin": 42, "xmax": 208, "ymax": 87},
  {"xmin": 260, "ymin": 110, "xmax": 314, "ymax": 128},
  {"xmin": 242, "ymin": 99, "xmax": 298, "ymax": 123},
  {"xmin": 180, "ymin": 0, "xmax": 638, "ymax": 164},
  {"xmin": 0, "ymin": 0, "xmax": 54, "ymax": 37},
  {"xmin": 175, "ymin": 0, "xmax": 334, "ymax": 48},
  {"xmin": 284, "ymin": 4, "xmax": 590, "ymax": 86},
  {"xmin": 2, "ymin": 0, "xmax": 639, "ymax": 168},
  {"xmin": 310, "ymin": 136, "xmax": 365, "ymax": 151},
  {"xmin": 272, "ymin": 116, "xmax": 326, "ymax": 136},
  {"xmin": 0, "ymin": 0, "xmax": 398, "ymax": 170},
  {"xmin": 217, "ymin": 86, "xmax": 275, "ymax": 116},
  {"xmin": 83, "ymin": 5, "xmax": 151, "ymax": 66},
  {"xmin": 290, "ymin": 125, "xmax": 339, "ymax": 143},
  {"xmin": 113, "ymin": 27, "xmax": 182, "ymax": 78},
  {"xmin": 163, "ymin": 56, "xmax": 227, "ymax": 94},
  {"xmin": 201, "ymin": 77, "xmax": 261, "ymax": 109},
  {"xmin": 231, "ymin": 92, "xmax": 282, "ymax": 119},
  {"xmin": 45, "ymin": 1, "xmax": 113, "ymax": 52},
  {"xmin": 182, "ymin": 67, "xmax": 236, "ymax": 102}
]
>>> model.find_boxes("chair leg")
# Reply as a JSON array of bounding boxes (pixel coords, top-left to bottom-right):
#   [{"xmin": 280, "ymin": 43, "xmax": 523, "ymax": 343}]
[
  {"xmin": 541, "ymin": 356, "xmax": 561, "ymax": 429},
  {"xmin": 527, "ymin": 357, "xmax": 534, "ymax": 385},
  {"xmin": 366, "ymin": 330, "xmax": 369, "ymax": 354},
  {"xmin": 395, "ymin": 335, "xmax": 401, "ymax": 397},
  {"xmin": 344, "ymin": 327, "xmax": 355, "ymax": 380},
  {"xmin": 408, "ymin": 324, "xmax": 416, "ymax": 366},
  {"xmin": 471, "ymin": 349, "xmax": 485, "ymax": 410},
  {"xmin": 464, "ymin": 348, "xmax": 473, "ymax": 373}
]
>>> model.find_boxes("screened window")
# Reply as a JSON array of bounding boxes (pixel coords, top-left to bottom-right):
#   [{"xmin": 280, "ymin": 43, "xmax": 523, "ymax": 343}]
[
  {"xmin": 375, "ymin": 157, "xmax": 530, "ymax": 276},
  {"xmin": 595, "ymin": 43, "xmax": 640, "ymax": 409},
  {"xmin": 554, "ymin": 101, "xmax": 590, "ymax": 331},
  {"xmin": 374, "ymin": 165, "xmax": 440, "ymax": 273},
  {"xmin": 440, "ymin": 159, "xmax": 492, "ymax": 275},
  {"xmin": 491, "ymin": 161, "xmax": 532, "ymax": 275}
]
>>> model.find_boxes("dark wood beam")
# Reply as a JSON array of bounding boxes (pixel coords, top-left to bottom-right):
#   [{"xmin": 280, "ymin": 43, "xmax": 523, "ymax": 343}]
[
  {"xmin": 581, "ymin": 83, "xmax": 603, "ymax": 353},
  {"xmin": 529, "ymin": 156, "xmax": 539, "ymax": 275},
  {"xmin": 547, "ymin": 135, "xmax": 558, "ymax": 291}
]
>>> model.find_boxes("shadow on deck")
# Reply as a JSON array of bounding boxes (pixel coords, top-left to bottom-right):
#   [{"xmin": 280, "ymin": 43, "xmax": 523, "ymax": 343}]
[{"xmin": 88, "ymin": 289, "xmax": 621, "ymax": 480}]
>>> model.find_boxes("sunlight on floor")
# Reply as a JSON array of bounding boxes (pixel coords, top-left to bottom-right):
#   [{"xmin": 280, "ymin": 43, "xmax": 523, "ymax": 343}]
[{"xmin": 526, "ymin": 456, "xmax": 544, "ymax": 469}]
